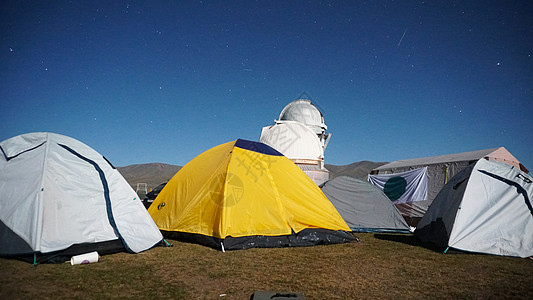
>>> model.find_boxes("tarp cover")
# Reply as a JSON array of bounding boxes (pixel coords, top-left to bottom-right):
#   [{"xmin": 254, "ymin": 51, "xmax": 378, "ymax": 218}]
[
  {"xmin": 0, "ymin": 132, "xmax": 163, "ymax": 260},
  {"xmin": 416, "ymin": 159, "xmax": 533, "ymax": 257},
  {"xmin": 368, "ymin": 167, "xmax": 428, "ymax": 204},
  {"xmin": 321, "ymin": 176, "xmax": 410, "ymax": 233}
]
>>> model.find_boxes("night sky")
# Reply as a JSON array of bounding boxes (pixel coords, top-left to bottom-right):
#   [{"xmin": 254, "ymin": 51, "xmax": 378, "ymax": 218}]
[{"xmin": 1, "ymin": 1, "xmax": 532, "ymax": 170}]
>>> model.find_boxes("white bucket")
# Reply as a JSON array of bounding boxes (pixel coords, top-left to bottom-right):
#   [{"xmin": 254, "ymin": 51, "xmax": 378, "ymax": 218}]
[{"xmin": 70, "ymin": 251, "xmax": 99, "ymax": 265}]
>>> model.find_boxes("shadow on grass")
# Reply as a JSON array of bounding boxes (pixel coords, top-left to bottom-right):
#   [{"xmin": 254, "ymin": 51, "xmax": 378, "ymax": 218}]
[{"xmin": 373, "ymin": 233, "xmax": 444, "ymax": 253}]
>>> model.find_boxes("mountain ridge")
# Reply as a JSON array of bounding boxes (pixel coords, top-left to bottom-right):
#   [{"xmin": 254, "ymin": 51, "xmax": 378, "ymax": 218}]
[
  {"xmin": 117, "ymin": 163, "xmax": 181, "ymax": 191},
  {"xmin": 117, "ymin": 160, "xmax": 387, "ymax": 191}
]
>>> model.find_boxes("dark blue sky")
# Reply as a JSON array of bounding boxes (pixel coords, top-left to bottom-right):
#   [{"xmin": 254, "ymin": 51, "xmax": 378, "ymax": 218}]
[{"xmin": 2, "ymin": 1, "xmax": 532, "ymax": 169}]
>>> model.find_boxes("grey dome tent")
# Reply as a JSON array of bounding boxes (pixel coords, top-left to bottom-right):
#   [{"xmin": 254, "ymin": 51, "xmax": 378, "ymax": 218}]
[
  {"xmin": 415, "ymin": 159, "xmax": 533, "ymax": 258},
  {"xmin": 0, "ymin": 132, "xmax": 163, "ymax": 263},
  {"xmin": 320, "ymin": 176, "xmax": 410, "ymax": 233}
]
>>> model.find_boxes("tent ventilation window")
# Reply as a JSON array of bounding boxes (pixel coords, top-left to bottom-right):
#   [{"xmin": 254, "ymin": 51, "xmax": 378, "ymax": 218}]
[{"xmin": 517, "ymin": 174, "xmax": 532, "ymax": 184}]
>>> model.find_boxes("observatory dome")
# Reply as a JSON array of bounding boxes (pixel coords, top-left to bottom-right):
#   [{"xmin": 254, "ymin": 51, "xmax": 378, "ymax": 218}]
[
  {"xmin": 259, "ymin": 121, "xmax": 323, "ymax": 161},
  {"xmin": 278, "ymin": 99, "xmax": 326, "ymax": 134}
]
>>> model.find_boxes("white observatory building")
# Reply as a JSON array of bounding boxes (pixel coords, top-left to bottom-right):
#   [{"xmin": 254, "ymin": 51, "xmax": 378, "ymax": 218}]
[{"xmin": 260, "ymin": 99, "xmax": 331, "ymax": 185}]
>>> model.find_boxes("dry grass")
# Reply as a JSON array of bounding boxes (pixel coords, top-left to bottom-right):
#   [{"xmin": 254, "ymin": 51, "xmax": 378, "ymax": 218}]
[{"xmin": 1, "ymin": 233, "xmax": 532, "ymax": 299}]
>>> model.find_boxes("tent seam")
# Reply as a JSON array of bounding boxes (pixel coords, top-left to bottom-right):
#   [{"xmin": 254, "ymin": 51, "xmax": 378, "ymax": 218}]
[
  {"xmin": 217, "ymin": 140, "xmax": 238, "ymax": 244},
  {"xmin": 58, "ymin": 143, "xmax": 133, "ymax": 253},
  {"xmin": 35, "ymin": 133, "xmax": 50, "ymax": 254}
]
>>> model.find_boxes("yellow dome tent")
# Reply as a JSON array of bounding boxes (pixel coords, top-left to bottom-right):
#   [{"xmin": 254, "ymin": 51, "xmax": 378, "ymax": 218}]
[{"xmin": 148, "ymin": 139, "xmax": 354, "ymax": 250}]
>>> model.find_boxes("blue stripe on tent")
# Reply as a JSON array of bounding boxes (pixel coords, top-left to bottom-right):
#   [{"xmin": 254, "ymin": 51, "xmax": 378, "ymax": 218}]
[
  {"xmin": 58, "ymin": 144, "xmax": 133, "ymax": 252},
  {"xmin": 478, "ymin": 170, "xmax": 533, "ymax": 217},
  {"xmin": 235, "ymin": 139, "xmax": 283, "ymax": 156},
  {"xmin": 102, "ymin": 156, "xmax": 116, "ymax": 169}
]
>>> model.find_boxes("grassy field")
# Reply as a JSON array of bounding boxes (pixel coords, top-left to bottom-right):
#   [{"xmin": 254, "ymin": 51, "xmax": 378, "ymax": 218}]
[{"xmin": 1, "ymin": 233, "xmax": 531, "ymax": 299}]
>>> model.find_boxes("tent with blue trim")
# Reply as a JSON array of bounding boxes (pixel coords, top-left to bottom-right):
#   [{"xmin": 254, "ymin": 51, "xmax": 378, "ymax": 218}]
[
  {"xmin": 148, "ymin": 139, "xmax": 354, "ymax": 250},
  {"xmin": 0, "ymin": 132, "xmax": 163, "ymax": 263},
  {"xmin": 415, "ymin": 159, "xmax": 533, "ymax": 257}
]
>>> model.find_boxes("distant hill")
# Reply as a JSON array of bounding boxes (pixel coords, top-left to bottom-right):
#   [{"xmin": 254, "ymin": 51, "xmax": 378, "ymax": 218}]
[
  {"xmin": 326, "ymin": 161, "xmax": 388, "ymax": 180},
  {"xmin": 117, "ymin": 161, "xmax": 386, "ymax": 193},
  {"xmin": 117, "ymin": 163, "xmax": 181, "ymax": 192}
]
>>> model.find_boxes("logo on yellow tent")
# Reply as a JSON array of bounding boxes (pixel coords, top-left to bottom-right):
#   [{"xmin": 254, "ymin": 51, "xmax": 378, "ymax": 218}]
[{"xmin": 208, "ymin": 172, "xmax": 244, "ymax": 207}]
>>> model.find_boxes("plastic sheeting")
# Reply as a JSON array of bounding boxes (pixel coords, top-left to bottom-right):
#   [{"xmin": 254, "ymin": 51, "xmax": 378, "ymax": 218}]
[{"xmin": 368, "ymin": 167, "xmax": 428, "ymax": 205}]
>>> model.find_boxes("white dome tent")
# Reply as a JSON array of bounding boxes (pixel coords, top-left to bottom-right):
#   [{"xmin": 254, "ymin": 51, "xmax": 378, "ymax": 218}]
[
  {"xmin": 0, "ymin": 132, "xmax": 163, "ymax": 263},
  {"xmin": 415, "ymin": 159, "xmax": 533, "ymax": 257}
]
